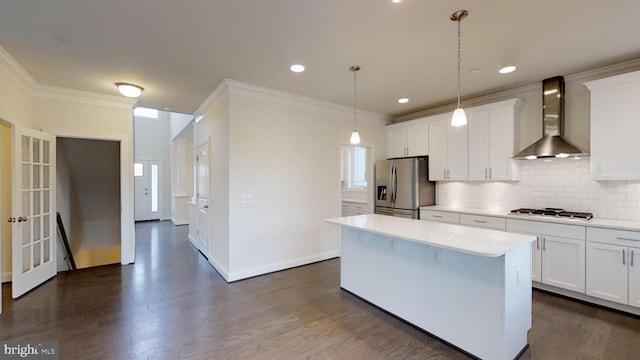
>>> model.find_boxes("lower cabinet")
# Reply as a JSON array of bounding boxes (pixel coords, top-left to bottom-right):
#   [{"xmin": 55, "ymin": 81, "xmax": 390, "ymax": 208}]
[
  {"xmin": 419, "ymin": 210, "xmax": 460, "ymax": 224},
  {"xmin": 542, "ymin": 235, "xmax": 586, "ymax": 293},
  {"xmin": 586, "ymin": 227, "xmax": 640, "ymax": 308},
  {"xmin": 507, "ymin": 219, "xmax": 586, "ymax": 293}
]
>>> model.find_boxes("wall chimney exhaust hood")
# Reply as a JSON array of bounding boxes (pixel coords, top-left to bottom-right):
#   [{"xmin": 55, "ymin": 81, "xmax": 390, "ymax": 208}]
[{"xmin": 513, "ymin": 76, "xmax": 588, "ymax": 160}]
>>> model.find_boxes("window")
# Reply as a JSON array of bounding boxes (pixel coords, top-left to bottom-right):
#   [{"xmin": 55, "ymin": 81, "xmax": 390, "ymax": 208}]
[
  {"xmin": 151, "ymin": 163, "xmax": 159, "ymax": 212},
  {"xmin": 134, "ymin": 163, "xmax": 143, "ymax": 177},
  {"xmin": 133, "ymin": 107, "xmax": 160, "ymax": 119},
  {"xmin": 348, "ymin": 146, "xmax": 367, "ymax": 190}
]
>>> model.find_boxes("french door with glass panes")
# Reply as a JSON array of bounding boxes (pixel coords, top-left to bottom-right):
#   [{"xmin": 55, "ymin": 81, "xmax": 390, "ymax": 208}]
[
  {"xmin": 11, "ymin": 126, "xmax": 56, "ymax": 298},
  {"xmin": 134, "ymin": 160, "xmax": 160, "ymax": 221}
]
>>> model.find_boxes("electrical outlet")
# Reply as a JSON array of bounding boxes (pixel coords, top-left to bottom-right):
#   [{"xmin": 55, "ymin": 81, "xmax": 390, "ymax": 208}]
[{"xmin": 241, "ymin": 194, "xmax": 254, "ymax": 204}]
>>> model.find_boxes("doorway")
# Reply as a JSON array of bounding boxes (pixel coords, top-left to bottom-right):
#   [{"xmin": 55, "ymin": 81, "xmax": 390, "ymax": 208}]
[
  {"xmin": 134, "ymin": 160, "xmax": 161, "ymax": 221},
  {"xmin": 195, "ymin": 141, "xmax": 209, "ymax": 257}
]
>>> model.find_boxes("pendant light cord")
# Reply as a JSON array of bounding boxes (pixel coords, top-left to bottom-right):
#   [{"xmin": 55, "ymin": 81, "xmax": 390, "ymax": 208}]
[
  {"xmin": 456, "ymin": 18, "xmax": 462, "ymax": 109},
  {"xmin": 353, "ymin": 67, "xmax": 358, "ymax": 131}
]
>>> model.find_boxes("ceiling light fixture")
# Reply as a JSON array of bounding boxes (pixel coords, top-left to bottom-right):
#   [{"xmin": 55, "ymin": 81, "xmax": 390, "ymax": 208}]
[
  {"xmin": 290, "ymin": 64, "xmax": 305, "ymax": 73},
  {"xmin": 499, "ymin": 65, "xmax": 517, "ymax": 74},
  {"xmin": 450, "ymin": 9, "xmax": 469, "ymax": 127},
  {"xmin": 115, "ymin": 82, "xmax": 144, "ymax": 98},
  {"xmin": 398, "ymin": 98, "xmax": 409, "ymax": 104},
  {"xmin": 349, "ymin": 65, "xmax": 361, "ymax": 145}
]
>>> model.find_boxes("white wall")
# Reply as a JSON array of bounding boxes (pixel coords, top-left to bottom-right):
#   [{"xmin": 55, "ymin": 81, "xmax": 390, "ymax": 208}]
[
  {"xmin": 134, "ymin": 112, "xmax": 172, "ymax": 220},
  {"xmin": 169, "ymin": 112, "xmax": 193, "ymax": 141},
  {"xmin": 195, "ymin": 80, "xmax": 387, "ymax": 281}
]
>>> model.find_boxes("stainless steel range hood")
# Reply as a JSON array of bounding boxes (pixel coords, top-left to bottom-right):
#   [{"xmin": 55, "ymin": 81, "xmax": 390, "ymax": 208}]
[{"xmin": 513, "ymin": 76, "xmax": 588, "ymax": 159}]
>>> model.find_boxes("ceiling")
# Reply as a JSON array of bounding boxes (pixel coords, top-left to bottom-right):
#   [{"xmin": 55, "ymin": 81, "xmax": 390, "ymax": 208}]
[{"xmin": 1, "ymin": 0, "xmax": 639, "ymax": 117}]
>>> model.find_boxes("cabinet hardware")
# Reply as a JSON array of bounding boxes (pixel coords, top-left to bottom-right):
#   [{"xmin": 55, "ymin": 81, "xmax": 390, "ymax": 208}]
[
  {"xmin": 623, "ymin": 249, "xmax": 626, "ymax": 265},
  {"xmin": 432, "ymin": 215, "xmax": 443, "ymax": 218},
  {"xmin": 473, "ymin": 220, "xmax": 487, "ymax": 224},
  {"xmin": 616, "ymin": 237, "xmax": 639, "ymax": 242},
  {"xmin": 542, "ymin": 237, "xmax": 546, "ymax": 251},
  {"xmin": 489, "ymin": 168, "xmax": 492, "ymax": 179},
  {"xmin": 536, "ymin": 236, "xmax": 540, "ymax": 250},
  {"xmin": 632, "ymin": 250, "xmax": 635, "ymax": 267},
  {"xmin": 485, "ymin": 168, "xmax": 488, "ymax": 179}
]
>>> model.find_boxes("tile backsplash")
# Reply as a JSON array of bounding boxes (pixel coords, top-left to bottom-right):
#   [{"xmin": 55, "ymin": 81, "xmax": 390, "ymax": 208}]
[{"xmin": 437, "ymin": 158, "xmax": 640, "ymax": 220}]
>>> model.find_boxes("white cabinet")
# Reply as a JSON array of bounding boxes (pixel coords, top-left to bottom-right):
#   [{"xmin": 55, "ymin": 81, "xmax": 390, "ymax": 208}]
[
  {"xmin": 420, "ymin": 209, "xmax": 460, "ymax": 224},
  {"xmin": 342, "ymin": 201, "xmax": 367, "ymax": 216},
  {"xmin": 584, "ymin": 70, "xmax": 640, "ymax": 180},
  {"xmin": 586, "ymin": 227, "xmax": 640, "ymax": 307},
  {"xmin": 542, "ymin": 235, "xmax": 586, "ymax": 293},
  {"xmin": 507, "ymin": 219, "xmax": 585, "ymax": 292},
  {"xmin": 467, "ymin": 99, "xmax": 521, "ymax": 181},
  {"xmin": 428, "ymin": 114, "xmax": 467, "ymax": 181},
  {"xmin": 385, "ymin": 118, "xmax": 429, "ymax": 158}
]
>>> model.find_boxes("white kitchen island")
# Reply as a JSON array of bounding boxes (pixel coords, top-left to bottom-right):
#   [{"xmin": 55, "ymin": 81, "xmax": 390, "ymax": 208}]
[{"xmin": 326, "ymin": 214, "xmax": 536, "ymax": 360}]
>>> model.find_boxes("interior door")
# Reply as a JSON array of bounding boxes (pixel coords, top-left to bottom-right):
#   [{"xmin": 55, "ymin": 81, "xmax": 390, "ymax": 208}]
[
  {"xmin": 11, "ymin": 125, "xmax": 56, "ymax": 298},
  {"xmin": 134, "ymin": 160, "xmax": 160, "ymax": 221},
  {"xmin": 196, "ymin": 142, "xmax": 209, "ymax": 257}
]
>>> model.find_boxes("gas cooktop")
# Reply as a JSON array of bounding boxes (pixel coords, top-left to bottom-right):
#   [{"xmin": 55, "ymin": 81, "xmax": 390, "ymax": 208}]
[{"xmin": 509, "ymin": 208, "xmax": 593, "ymax": 221}]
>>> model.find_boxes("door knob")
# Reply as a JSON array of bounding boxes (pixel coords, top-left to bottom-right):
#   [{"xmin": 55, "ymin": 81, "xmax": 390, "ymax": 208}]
[
  {"xmin": 17, "ymin": 216, "xmax": 27, "ymax": 222},
  {"xmin": 204, "ymin": 205, "xmax": 209, "ymax": 209},
  {"xmin": 7, "ymin": 217, "xmax": 15, "ymax": 223}
]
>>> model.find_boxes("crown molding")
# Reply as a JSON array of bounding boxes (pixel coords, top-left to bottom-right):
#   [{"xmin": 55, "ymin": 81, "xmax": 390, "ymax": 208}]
[
  {"xmin": 1, "ymin": 45, "xmax": 135, "ymax": 110},
  {"xmin": 33, "ymin": 84, "xmax": 136, "ymax": 110},
  {"xmin": 193, "ymin": 79, "xmax": 230, "ymax": 119},
  {"xmin": 222, "ymin": 78, "xmax": 389, "ymax": 124},
  {"xmin": 0, "ymin": 45, "xmax": 37, "ymax": 92},
  {"xmin": 394, "ymin": 57, "xmax": 640, "ymax": 124}
]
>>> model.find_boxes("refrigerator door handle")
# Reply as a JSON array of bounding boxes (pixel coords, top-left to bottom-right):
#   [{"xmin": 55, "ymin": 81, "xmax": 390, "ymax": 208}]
[{"xmin": 390, "ymin": 162, "xmax": 397, "ymax": 205}]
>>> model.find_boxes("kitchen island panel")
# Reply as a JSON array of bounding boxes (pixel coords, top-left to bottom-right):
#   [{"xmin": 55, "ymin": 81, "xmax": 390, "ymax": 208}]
[{"xmin": 340, "ymin": 226, "xmax": 532, "ymax": 360}]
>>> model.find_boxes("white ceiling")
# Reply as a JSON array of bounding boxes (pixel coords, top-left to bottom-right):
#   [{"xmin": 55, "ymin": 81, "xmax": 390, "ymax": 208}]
[{"xmin": 1, "ymin": 0, "xmax": 639, "ymax": 117}]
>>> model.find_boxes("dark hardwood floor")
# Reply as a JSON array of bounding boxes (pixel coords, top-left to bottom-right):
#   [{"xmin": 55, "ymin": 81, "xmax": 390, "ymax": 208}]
[{"xmin": 2, "ymin": 221, "xmax": 640, "ymax": 359}]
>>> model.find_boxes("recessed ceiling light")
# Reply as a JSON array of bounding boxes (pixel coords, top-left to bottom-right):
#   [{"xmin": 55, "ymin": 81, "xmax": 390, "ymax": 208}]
[
  {"xmin": 398, "ymin": 98, "xmax": 409, "ymax": 104},
  {"xmin": 470, "ymin": 68, "xmax": 480, "ymax": 73},
  {"xmin": 499, "ymin": 65, "xmax": 517, "ymax": 74},
  {"xmin": 290, "ymin": 64, "xmax": 305, "ymax": 73},
  {"xmin": 391, "ymin": 0, "xmax": 403, "ymax": 3},
  {"xmin": 52, "ymin": 35, "xmax": 67, "ymax": 42}
]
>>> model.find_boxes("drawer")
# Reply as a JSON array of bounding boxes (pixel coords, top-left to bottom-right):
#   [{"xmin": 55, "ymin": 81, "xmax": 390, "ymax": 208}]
[
  {"xmin": 460, "ymin": 214, "xmax": 506, "ymax": 230},
  {"xmin": 506, "ymin": 219, "xmax": 585, "ymax": 240},
  {"xmin": 420, "ymin": 210, "xmax": 460, "ymax": 224},
  {"xmin": 587, "ymin": 227, "xmax": 640, "ymax": 247}
]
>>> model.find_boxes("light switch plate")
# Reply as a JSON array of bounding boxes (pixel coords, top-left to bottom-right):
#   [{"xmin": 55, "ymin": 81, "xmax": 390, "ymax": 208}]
[{"xmin": 241, "ymin": 194, "xmax": 254, "ymax": 204}]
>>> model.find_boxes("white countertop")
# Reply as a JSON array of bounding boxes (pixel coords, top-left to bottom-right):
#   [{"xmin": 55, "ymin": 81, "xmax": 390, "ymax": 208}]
[
  {"xmin": 326, "ymin": 214, "xmax": 535, "ymax": 257},
  {"xmin": 420, "ymin": 205, "xmax": 640, "ymax": 232}
]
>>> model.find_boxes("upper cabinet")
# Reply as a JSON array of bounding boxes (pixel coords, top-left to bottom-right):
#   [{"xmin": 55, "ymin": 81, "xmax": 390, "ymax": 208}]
[
  {"xmin": 385, "ymin": 118, "xmax": 429, "ymax": 158},
  {"xmin": 428, "ymin": 113, "xmax": 468, "ymax": 181},
  {"xmin": 584, "ymin": 70, "xmax": 640, "ymax": 180},
  {"xmin": 467, "ymin": 99, "xmax": 522, "ymax": 181}
]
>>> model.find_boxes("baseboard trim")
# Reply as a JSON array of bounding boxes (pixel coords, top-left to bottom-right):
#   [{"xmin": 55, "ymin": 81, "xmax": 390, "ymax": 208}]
[
  {"xmin": 171, "ymin": 218, "xmax": 189, "ymax": 226},
  {"xmin": 187, "ymin": 234, "xmax": 197, "ymax": 247},
  {"xmin": 226, "ymin": 250, "xmax": 340, "ymax": 282},
  {"xmin": 208, "ymin": 255, "xmax": 230, "ymax": 282},
  {"xmin": 1, "ymin": 271, "xmax": 11, "ymax": 283}
]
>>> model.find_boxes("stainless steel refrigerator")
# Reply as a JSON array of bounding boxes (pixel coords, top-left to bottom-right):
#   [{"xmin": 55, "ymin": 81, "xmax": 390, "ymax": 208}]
[{"xmin": 374, "ymin": 157, "xmax": 435, "ymax": 219}]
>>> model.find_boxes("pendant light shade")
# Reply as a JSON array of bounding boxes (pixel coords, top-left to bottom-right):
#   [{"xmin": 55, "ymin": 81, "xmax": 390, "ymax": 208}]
[
  {"xmin": 451, "ymin": 10, "xmax": 469, "ymax": 127},
  {"xmin": 349, "ymin": 65, "xmax": 361, "ymax": 145},
  {"xmin": 451, "ymin": 108, "xmax": 467, "ymax": 127},
  {"xmin": 350, "ymin": 131, "xmax": 361, "ymax": 145}
]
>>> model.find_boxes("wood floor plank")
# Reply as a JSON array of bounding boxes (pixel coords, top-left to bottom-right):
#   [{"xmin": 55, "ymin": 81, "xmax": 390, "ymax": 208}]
[{"xmin": 2, "ymin": 220, "xmax": 640, "ymax": 359}]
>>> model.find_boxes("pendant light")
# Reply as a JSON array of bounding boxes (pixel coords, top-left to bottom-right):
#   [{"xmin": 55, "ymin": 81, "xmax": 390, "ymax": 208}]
[
  {"xmin": 450, "ymin": 10, "xmax": 469, "ymax": 127},
  {"xmin": 349, "ymin": 65, "xmax": 361, "ymax": 145}
]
